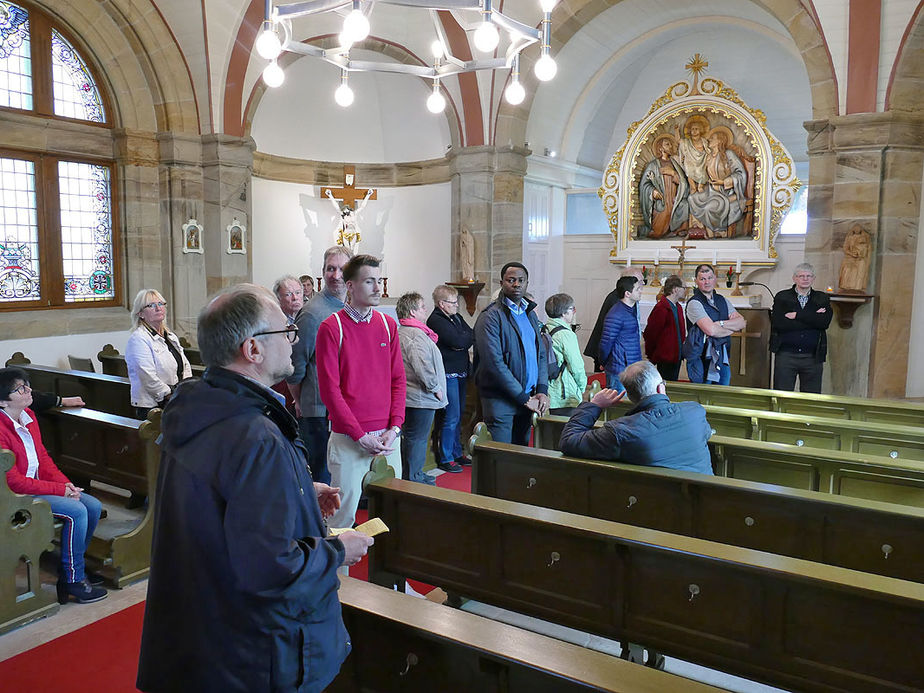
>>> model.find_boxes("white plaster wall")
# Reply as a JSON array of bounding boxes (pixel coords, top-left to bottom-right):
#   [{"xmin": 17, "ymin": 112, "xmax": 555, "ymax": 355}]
[
  {"xmin": 251, "ymin": 178, "xmax": 451, "ymax": 300},
  {"xmin": 251, "ymin": 53, "xmax": 452, "ymax": 163},
  {"xmin": 879, "ymin": 0, "xmax": 920, "ymax": 110},
  {"xmin": 813, "ymin": 0, "xmax": 849, "ymax": 115},
  {"xmin": 0, "ymin": 331, "xmax": 129, "ymax": 372}
]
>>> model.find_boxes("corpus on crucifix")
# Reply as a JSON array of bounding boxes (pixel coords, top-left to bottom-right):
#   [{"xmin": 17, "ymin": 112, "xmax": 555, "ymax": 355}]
[
  {"xmin": 670, "ymin": 237, "xmax": 697, "ymax": 279},
  {"xmin": 321, "ymin": 165, "xmax": 377, "ymax": 252}
]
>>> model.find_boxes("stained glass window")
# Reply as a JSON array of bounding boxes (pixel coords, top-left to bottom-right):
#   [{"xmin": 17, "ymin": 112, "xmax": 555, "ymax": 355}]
[
  {"xmin": 0, "ymin": 157, "xmax": 40, "ymax": 302},
  {"xmin": 0, "ymin": 2, "xmax": 32, "ymax": 110},
  {"xmin": 58, "ymin": 161, "xmax": 114, "ymax": 302},
  {"xmin": 52, "ymin": 29, "xmax": 105, "ymax": 122}
]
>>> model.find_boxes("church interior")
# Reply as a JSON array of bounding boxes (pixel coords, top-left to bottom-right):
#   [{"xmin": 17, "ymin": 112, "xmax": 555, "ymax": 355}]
[{"xmin": 1, "ymin": 0, "xmax": 923, "ymax": 691}]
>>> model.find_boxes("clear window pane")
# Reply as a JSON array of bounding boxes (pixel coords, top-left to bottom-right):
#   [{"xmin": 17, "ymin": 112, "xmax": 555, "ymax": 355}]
[
  {"xmin": 0, "ymin": 156, "xmax": 40, "ymax": 302},
  {"xmin": 58, "ymin": 161, "xmax": 114, "ymax": 302},
  {"xmin": 52, "ymin": 29, "xmax": 105, "ymax": 123},
  {"xmin": 0, "ymin": 2, "xmax": 32, "ymax": 110},
  {"xmin": 780, "ymin": 185, "xmax": 808, "ymax": 235}
]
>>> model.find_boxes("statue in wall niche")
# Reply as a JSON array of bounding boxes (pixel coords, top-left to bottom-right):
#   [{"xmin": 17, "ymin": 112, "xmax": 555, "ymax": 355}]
[
  {"xmin": 460, "ymin": 227, "xmax": 476, "ymax": 282},
  {"xmin": 838, "ymin": 224, "xmax": 872, "ymax": 293}
]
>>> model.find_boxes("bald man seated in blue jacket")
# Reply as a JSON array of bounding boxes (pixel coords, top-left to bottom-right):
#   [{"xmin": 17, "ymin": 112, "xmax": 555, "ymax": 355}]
[{"xmin": 559, "ymin": 360, "xmax": 713, "ymax": 475}]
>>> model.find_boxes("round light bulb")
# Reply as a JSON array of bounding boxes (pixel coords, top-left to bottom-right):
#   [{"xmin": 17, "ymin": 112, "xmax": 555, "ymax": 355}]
[
  {"xmin": 431, "ymin": 40, "xmax": 444, "ymax": 59},
  {"xmin": 504, "ymin": 80, "xmax": 525, "ymax": 105},
  {"xmin": 473, "ymin": 20, "xmax": 499, "ymax": 53},
  {"xmin": 339, "ymin": 31, "xmax": 354, "ymax": 48},
  {"xmin": 534, "ymin": 53, "xmax": 557, "ymax": 81},
  {"xmin": 539, "ymin": 0, "xmax": 558, "ymax": 12},
  {"xmin": 255, "ymin": 28, "xmax": 282, "ymax": 60},
  {"xmin": 426, "ymin": 89, "xmax": 446, "ymax": 113},
  {"xmin": 262, "ymin": 61, "xmax": 285, "ymax": 88},
  {"xmin": 343, "ymin": 9, "xmax": 370, "ymax": 42},
  {"xmin": 334, "ymin": 83, "xmax": 355, "ymax": 107}
]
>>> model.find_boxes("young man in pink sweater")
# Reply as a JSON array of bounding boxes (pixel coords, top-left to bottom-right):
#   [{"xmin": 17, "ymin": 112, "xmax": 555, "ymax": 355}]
[{"xmin": 316, "ymin": 254, "xmax": 406, "ymax": 529}]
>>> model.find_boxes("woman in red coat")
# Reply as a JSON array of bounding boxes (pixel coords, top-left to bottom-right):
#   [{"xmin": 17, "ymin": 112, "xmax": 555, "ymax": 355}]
[
  {"xmin": 642, "ymin": 275, "xmax": 687, "ymax": 381},
  {"xmin": 0, "ymin": 367, "xmax": 107, "ymax": 604}
]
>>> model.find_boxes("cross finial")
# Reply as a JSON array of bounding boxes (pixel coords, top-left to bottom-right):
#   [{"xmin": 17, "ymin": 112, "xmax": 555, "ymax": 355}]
[{"xmin": 685, "ymin": 54, "xmax": 708, "ymax": 95}]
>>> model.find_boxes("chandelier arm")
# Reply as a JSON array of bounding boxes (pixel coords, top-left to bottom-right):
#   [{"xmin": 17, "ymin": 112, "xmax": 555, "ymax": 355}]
[
  {"xmin": 381, "ymin": 0, "xmax": 480, "ymax": 8},
  {"xmin": 490, "ymin": 12, "xmax": 541, "ymax": 41},
  {"xmin": 275, "ymin": 0, "xmax": 353, "ymax": 19}
]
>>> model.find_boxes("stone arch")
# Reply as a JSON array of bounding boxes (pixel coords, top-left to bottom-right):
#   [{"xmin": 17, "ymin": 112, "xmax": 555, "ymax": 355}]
[
  {"xmin": 885, "ymin": 0, "xmax": 924, "ymax": 112},
  {"xmin": 494, "ymin": 0, "xmax": 838, "ymax": 147},
  {"xmin": 35, "ymin": 0, "xmax": 200, "ymax": 133}
]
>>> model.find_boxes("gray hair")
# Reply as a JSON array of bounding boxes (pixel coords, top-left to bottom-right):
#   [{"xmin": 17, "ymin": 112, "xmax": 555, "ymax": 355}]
[
  {"xmin": 396, "ymin": 292, "xmax": 424, "ymax": 320},
  {"xmin": 130, "ymin": 288, "xmax": 166, "ymax": 329},
  {"xmin": 618, "ymin": 361, "xmax": 663, "ymax": 402},
  {"xmin": 197, "ymin": 284, "xmax": 274, "ymax": 367},
  {"xmin": 322, "ymin": 245, "xmax": 353, "ymax": 269},
  {"xmin": 272, "ymin": 275, "xmax": 300, "ymax": 299},
  {"xmin": 432, "ymin": 284, "xmax": 458, "ymax": 304},
  {"xmin": 793, "ymin": 262, "xmax": 815, "ymax": 277}
]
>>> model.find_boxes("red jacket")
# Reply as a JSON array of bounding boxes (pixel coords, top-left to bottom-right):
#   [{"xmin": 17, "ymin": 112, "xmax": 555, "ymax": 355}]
[
  {"xmin": 643, "ymin": 297, "xmax": 686, "ymax": 365},
  {"xmin": 1, "ymin": 408, "xmax": 70, "ymax": 496}
]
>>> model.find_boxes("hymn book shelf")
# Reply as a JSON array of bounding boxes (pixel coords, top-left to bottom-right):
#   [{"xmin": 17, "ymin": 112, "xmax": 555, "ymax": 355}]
[
  {"xmin": 469, "ymin": 433, "xmax": 924, "ymax": 583},
  {"xmin": 365, "ymin": 478, "xmax": 924, "ymax": 693}
]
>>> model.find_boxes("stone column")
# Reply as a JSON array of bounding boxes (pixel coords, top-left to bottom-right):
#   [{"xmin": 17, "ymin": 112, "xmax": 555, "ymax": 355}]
[
  {"xmin": 448, "ymin": 145, "xmax": 528, "ymax": 306},
  {"xmin": 804, "ymin": 112, "xmax": 924, "ymax": 397}
]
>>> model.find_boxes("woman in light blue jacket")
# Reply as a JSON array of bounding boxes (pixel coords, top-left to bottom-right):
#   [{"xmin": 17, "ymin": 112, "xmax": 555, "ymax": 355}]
[{"xmin": 544, "ymin": 293, "xmax": 587, "ymax": 414}]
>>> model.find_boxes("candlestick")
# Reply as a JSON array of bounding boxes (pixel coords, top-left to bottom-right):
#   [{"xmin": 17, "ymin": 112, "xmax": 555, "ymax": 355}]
[{"xmin": 731, "ymin": 271, "xmax": 743, "ymax": 296}]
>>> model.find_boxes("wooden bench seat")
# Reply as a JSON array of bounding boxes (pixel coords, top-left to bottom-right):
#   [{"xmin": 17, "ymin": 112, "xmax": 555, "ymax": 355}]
[
  {"xmin": 0, "ymin": 450, "xmax": 59, "ymax": 635},
  {"xmin": 330, "ymin": 577, "xmax": 722, "ymax": 692},
  {"xmin": 366, "ymin": 477, "xmax": 924, "ymax": 693},
  {"xmin": 470, "ymin": 431, "xmax": 924, "ymax": 582}
]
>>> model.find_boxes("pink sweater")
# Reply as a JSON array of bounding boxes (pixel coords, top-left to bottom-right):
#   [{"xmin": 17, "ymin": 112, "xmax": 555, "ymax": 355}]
[{"xmin": 316, "ymin": 309, "xmax": 407, "ymax": 440}]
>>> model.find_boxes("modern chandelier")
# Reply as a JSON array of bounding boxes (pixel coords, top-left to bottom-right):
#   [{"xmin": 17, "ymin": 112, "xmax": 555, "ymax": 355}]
[{"xmin": 254, "ymin": 0, "xmax": 558, "ymax": 112}]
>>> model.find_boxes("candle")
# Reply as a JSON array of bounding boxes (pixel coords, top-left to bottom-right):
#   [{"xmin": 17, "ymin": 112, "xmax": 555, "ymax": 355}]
[
  {"xmin": 654, "ymin": 249, "xmax": 660, "ymax": 266},
  {"xmin": 381, "ymin": 262, "xmax": 388, "ymax": 276},
  {"xmin": 626, "ymin": 255, "xmax": 631, "ymax": 268},
  {"xmin": 736, "ymin": 258, "xmax": 741, "ymax": 273},
  {"xmin": 712, "ymin": 250, "xmax": 717, "ymax": 265}
]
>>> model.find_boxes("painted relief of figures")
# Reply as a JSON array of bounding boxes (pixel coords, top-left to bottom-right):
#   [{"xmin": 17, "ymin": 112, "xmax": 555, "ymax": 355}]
[{"xmin": 635, "ymin": 112, "xmax": 757, "ymax": 240}]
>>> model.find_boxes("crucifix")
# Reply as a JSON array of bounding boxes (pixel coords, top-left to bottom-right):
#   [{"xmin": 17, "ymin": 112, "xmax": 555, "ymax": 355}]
[
  {"xmin": 321, "ymin": 165, "xmax": 377, "ymax": 251},
  {"xmin": 670, "ymin": 237, "xmax": 697, "ymax": 279}
]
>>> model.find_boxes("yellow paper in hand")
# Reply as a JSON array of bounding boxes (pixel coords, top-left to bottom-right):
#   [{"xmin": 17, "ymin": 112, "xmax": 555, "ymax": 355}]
[{"xmin": 329, "ymin": 517, "xmax": 390, "ymax": 537}]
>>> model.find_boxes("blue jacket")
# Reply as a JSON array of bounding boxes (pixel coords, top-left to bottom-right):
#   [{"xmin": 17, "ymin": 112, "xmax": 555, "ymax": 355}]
[
  {"xmin": 138, "ymin": 368, "xmax": 349, "ymax": 692},
  {"xmin": 598, "ymin": 300, "xmax": 642, "ymax": 380},
  {"xmin": 559, "ymin": 395, "xmax": 714, "ymax": 475},
  {"xmin": 473, "ymin": 294, "xmax": 548, "ymax": 405}
]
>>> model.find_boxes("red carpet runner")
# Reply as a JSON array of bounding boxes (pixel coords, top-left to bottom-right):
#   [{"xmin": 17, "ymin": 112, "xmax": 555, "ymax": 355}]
[{"xmin": 0, "ymin": 466, "xmax": 472, "ymax": 691}]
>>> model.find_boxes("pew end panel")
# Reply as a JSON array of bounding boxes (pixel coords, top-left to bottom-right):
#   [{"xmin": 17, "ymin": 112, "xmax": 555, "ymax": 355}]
[{"xmin": 0, "ymin": 450, "xmax": 59, "ymax": 634}]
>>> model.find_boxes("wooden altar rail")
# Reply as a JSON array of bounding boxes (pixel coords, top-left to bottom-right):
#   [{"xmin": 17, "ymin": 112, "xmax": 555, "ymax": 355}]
[
  {"xmin": 366, "ymin": 478, "xmax": 924, "ymax": 693},
  {"xmin": 469, "ymin": 431, "xmax": 924, "ymax": 583},
  {"xmin": 36, "ymin": 408, "xmax": 163, "ymax": 587},
  {"xmin": 331, "ymin": 577, "xmax": 723, "ymax": 693},
  {"xmin": 5, "ymin": 355, "xmax": 135, "ymax": 419},
  {"xmin": 537, "ymin": 403, "xmax": 924, "ymax": 463},
  {"xmin": 97, "ymin": 344, "xmax": 205, "ymax": 378},
  {"xmin": 663, "ymin": 381, "xmax": 924, "ymax": 427},
  {"xmin": 531, "ymin": 415, "xmax": 924, "ymax": 507},
  {"xmin": 0, "ymin": 450, "xmax": 58, "ymax": 635}
]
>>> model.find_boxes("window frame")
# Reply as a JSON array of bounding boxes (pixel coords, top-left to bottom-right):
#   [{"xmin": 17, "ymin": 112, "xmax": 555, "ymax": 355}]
[{"xmin": 0, "ymin": 1, "xmax": 122, "ymax": 311}]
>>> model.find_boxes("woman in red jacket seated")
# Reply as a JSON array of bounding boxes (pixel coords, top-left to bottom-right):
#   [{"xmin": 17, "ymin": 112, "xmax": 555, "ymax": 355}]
[
  {"xmin": 0, "ymin": 367, "xmax": 107, "ymax": 604},
  {"xmin": 642, "ymin": 275, "xmax": 687, "ymax": 381}
]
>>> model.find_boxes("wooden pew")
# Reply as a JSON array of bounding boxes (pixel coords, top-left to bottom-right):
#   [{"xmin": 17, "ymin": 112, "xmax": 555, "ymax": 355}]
[
  {"xmin": 331, "ymin": 577, "xmax": 722, "ymax": 693},
  {"xmin": 664, "ymin": 380, "xmax": 924, "ymax": 427},
  {"xmin": 98, "ymin": 343, "xmax": 205, "ymax": 377},
  {"xmin": 470, "ymin": 432, "xmax": 924, "ymax": 583},
  {"xmin": 0, "ymin": 450, "xmax": 59, "ymax": 635},
  {"xmin": 531, "ymin": 415, "xmax": 924, "ymax": 507},
  {"xmin": 7, "ymin": 353, "xmax": 134, "ymax": 418},
  {"xmin": 366, "ymin": 477, "xmax": 924, "ymax": 693}
]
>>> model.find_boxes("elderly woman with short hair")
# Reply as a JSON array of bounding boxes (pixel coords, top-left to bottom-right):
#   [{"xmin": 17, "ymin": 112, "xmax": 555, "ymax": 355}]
[
  {"xmin": 125, "ymin": 289, "xmax": 192, "ymax": 419},
  {"xmin": 544, "ymin": 293, "xmax": 587, "ymax": 415},
  {"xmin": 397, "ymin": 292, "xmax": 448, "ymax": 484}
]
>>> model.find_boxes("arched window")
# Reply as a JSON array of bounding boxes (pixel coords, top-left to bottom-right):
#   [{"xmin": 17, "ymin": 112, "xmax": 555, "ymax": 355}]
[{"xmin": 0, "ymin": 1, "xmax": 119, "ymax": 309}]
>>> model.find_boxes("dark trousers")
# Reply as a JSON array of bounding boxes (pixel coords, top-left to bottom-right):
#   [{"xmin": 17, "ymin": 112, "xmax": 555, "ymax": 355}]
[
  {"xmin": 655, "ymin": 361, "xmax": 681, "ymax": 381},
  {"xmin": 773, "ymin": 352, "xmax": 823, "ymax": 393},
  {"xmin": 401, "ymin": 407, "xmax": 437, "ymax": 485},
  {"xmin": 298, "ymin": 416, "xmax": 331, "ymax": 484},
  {"xmin": 481, "ymin": 396, "xmax": 532, "ymax": 446},
  {"xmin": 436, "ymin": 376, "xmax": 467, "ymax": 463}
]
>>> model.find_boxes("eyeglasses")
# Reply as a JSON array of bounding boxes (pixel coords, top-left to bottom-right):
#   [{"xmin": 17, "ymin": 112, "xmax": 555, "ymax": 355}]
[
  {"xmin": 11, "ymin": 382, "xmax": 31, "ymax": 395},
  {"xmin": 251, "ymin": 324, "xmax": 299, "ymax": 344},
  {"xmin": 143, "ymin": 301, "xmax": 167, "ymax": 310},
  {"xmin": 441, "ymin": 299, "xmax": 459, "ymax": 306}
]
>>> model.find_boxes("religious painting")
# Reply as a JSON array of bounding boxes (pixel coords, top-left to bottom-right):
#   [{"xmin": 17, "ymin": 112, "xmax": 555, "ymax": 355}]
[
  {"xmin": 182, "ymin": 218, "xmax": 203, "ymax": 254},
  {"xmin": 599, "ymin": 55, "xmax": 800, "ymax": 269},
  {"xmin": 226, "ymin": 218, "xmax": 246, "ymax": 255}
]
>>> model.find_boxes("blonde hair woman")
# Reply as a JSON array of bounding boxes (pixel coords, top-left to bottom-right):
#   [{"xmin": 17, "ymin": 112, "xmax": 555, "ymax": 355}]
[{"xmin": 125, "ymin": 289, "xmax": 192, "ymax": 418}]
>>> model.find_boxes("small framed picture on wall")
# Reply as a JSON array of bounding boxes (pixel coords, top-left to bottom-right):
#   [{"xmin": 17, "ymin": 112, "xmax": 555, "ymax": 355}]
[
  {"xmin": 182, "ymin": 218, "xmax": 204, "ymax": 254},
  {"xmin": 227, "ymin": 218, "xmax": 246, "ymax": 255}
]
